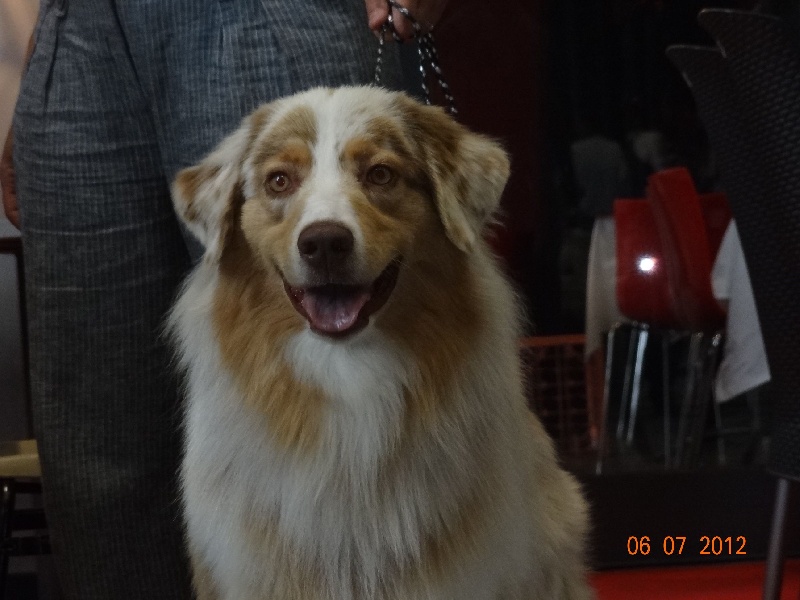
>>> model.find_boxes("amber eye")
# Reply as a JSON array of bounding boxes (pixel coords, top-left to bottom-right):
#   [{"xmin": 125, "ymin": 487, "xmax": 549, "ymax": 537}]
[
  {"xmin": 366, "ymin": 164, "xmax": 394, "ymax": 186},
  {"xmin": 267, "ymin": 172, "xmax": 292, "ymax": 194}
]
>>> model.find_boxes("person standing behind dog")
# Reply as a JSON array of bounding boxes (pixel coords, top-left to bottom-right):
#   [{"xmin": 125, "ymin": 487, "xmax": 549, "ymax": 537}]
[{"xmin": 0, "ymin": 1, "xmax": 448, "ymax": 597}]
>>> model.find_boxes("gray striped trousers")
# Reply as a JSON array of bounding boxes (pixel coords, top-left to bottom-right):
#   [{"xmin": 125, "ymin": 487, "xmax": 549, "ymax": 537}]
[{"xmin": 13, "ymin": 0, "xmax": 397, "ymax": 597}]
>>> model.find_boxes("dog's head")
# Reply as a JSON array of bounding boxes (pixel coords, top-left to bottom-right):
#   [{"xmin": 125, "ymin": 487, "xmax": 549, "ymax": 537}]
[{"xmin": 172, "ymin": 87, "xmax": 509, "ymax": 339}]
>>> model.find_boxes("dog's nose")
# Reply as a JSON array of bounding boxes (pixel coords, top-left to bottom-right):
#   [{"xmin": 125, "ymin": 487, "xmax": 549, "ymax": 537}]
[{"xmin": 297, "ymin": 221, "xmax": 354, "ymax": 269}]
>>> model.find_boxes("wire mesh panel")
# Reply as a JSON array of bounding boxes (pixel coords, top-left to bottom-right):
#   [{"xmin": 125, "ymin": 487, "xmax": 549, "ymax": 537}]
[{"xmin": 520, "ymin": 335, "xmax": 596, "ymax": 457}]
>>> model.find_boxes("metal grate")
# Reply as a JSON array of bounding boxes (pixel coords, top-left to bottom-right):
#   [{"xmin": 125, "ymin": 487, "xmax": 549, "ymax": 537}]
[{"xmin": 520, "ymin": 335, "xmax": 596, "ymax": 456}]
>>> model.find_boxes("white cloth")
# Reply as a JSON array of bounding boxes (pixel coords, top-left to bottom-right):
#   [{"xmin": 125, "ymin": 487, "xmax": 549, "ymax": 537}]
[
  {"xmin": 584, "ymin": 216, "xmax": 621, "ymax": 358},
  {"xmin": 711, "ymin": 222, "xmax": 771, "ymax": 402}
]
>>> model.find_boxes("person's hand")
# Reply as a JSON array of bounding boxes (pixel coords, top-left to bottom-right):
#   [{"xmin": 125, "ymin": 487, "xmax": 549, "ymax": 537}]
[
  {"xmin": 1, "ymin": 129, "xmax": 19, "ymax": 229},
  {"xmin": 365, "ymin": 0, "xmax": 449, "ymax": 41},
  {"xmin": 1, "ymin": 31, "xmax": 35, "ymax": 230}
]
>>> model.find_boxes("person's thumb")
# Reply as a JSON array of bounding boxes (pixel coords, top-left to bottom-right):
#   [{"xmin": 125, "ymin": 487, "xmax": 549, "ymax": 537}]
[{"xmin": 1, "ymin": 129, "xmax": 21, "ymax": 229}]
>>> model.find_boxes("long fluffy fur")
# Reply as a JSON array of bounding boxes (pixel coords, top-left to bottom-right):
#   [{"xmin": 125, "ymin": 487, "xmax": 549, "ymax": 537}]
[{"xmin": 169, "ymin": 86, "xmax": 593, "ymax": 600}]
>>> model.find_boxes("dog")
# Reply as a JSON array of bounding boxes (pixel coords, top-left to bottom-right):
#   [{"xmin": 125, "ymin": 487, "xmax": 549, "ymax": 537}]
[{"xmin": 168, "ymin": 86, "xmax": 593, "ymax": 600}]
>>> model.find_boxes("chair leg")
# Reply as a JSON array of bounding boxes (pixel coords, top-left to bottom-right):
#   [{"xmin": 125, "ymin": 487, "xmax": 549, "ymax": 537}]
[
  {"xmin": 596, "ymin": 326, "xmax": 618, "ymax": 475},
  {"xmin": 748, "ymin": 388, "xmax": 762, "ymax": 434},
  {"xmin": 662, "ymin": 334, "xmax": 671, "ymax": 469},
  {"xmin": 625, "ymin": 325, "xmax": 649, "ymax": 447},
  {"xmin": 676, "ymin": 332, "xmax": 702, "ymax": 466},
  {"xmin": 0, "ymin": 479, "xmax": 17, "ymax": 600},
  {"xmin": 712, "ymin": 398, "xmax": 726, "ymax": 466},
  {"xmin": 617, "ymin": 326, "xmax": 640, "ymax": 443},
  {"xmin": 690, "ymin": 333, "xmax": 721, "ymax": 465},
  {"xmin": 764, "ymin": 477, "xmax": 793, "ymax": 600},
  {"xmin": 681, "ymin": 333, "xmax": 720, "ymax": 466}
]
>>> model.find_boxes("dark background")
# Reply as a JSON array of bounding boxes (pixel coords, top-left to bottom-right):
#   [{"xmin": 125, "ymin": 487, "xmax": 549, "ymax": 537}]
[
  {"xmin": 419, "ymin": 0, "xmax": 800, "ymax": 570},
  {"xmin": 430, "ymin": 0, "xmax": 758, "ymax": 334}
]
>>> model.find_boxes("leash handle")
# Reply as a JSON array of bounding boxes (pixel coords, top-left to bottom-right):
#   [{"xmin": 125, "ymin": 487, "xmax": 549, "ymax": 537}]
[{"xmin": 374, "ymin": 0, "xmax": 458, "ymax": 117}]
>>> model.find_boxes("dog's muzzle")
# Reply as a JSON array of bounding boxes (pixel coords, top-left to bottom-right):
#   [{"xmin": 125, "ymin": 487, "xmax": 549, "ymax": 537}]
[{"xmin": 284, "ymin": 222, "xmax": 400, "ymax": 338}]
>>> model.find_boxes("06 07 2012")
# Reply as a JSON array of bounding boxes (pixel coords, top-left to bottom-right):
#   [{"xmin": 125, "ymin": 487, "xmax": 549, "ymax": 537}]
[{"xmin": 627, "ymin": 536, "xmax": 747, "ymax": 556}]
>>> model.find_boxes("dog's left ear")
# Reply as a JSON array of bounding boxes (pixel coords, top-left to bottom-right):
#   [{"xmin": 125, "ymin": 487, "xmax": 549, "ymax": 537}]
[
  {"xmin": 399, "ymin": 97, "xmax": 510, "ymax": 252},
  {"xmin": 171, "ymin": 124, "xmax": 251, "ymax": 263}
]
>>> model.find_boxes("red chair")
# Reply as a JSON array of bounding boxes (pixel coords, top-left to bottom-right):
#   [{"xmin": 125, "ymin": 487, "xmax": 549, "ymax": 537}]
[
  {"xmin": 647, "ymin": 168, "xmax": 727, "ymax": 331},
  {"xmin": 615, "ymin": 199, "xmax": 676, "ymax": 328},
  {"xmin": 647, "ymin": 168, "xmax": 730, "ymax": 466},
  {"xmin": 699, "ymin": 192, "xmax": 733, "ymax": 262},
  {"xmin": 596, "ymin": 175, "xmax": 732, "ymax": 472},
  {"xmin": 596, "ymin": 199, "xmax": 677, "ymax": 473},
  {"xmin": 614, "ymin": 190, "xmax": 731, "ymax": 326}
]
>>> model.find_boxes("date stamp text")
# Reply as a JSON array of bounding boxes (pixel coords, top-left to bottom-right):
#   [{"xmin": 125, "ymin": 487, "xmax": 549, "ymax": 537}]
[{"xmin": 627, "ymin": 536, "xmax": 747, "ymax": 557}]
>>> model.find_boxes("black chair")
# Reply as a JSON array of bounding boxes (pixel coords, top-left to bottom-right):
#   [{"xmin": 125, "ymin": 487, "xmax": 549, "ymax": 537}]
[
  {"xmin": 664, "ymin": 48, "xmax": 772, "ymax": 467},
  {"xmin": 668, "ymin": 9, "xmax": 800, "ymax": 600}
]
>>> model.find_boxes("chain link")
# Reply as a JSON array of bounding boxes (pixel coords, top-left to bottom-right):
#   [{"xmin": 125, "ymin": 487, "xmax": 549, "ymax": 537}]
[{"xmin": 373, "ymin": 0, "xmax": 457, "ymax": 116}]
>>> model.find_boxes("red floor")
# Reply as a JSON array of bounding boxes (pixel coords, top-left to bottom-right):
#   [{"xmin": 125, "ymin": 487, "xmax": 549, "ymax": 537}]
[{"xmin": 591, "ymin": 560, "xmax": 800, "ymax": 599}]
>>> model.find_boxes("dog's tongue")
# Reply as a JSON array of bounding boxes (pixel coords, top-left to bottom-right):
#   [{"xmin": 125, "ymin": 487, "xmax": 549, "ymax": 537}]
[{"xmin": 300, "ymin": 286, "xmax": 371, "ymax": 334}]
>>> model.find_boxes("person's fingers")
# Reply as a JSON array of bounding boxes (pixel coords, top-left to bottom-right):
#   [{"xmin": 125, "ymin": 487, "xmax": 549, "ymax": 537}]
[
  {"xmin": 365, "ymin": 0, "xmax": 390, "ymax": 33},
  {"xmin": 390, "ymin": 5, "xmax": 418, "ymax": 40},
  {"xmin": 1, "ymin": 129, "xmax": 20, "ymax": 229},
  {"xmin": 366, "ymin": 0, "xmax": 448, "ymax": 42}
]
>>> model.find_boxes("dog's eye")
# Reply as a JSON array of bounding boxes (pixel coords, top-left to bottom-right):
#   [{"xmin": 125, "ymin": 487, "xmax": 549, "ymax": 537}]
[
  {"xmin": 267, "ymin": 172, "xmax": 292, "ymax": 194},
  {"xmin": 366, "ymin": 165, "xmax": 394, "ymax": 186}
]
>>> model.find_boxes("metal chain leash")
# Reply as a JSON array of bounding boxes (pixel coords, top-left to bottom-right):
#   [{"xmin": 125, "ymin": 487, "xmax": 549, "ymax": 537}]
[{"xmin": 373, "ymin": 0, "xmax": 458, "ymax": 116}]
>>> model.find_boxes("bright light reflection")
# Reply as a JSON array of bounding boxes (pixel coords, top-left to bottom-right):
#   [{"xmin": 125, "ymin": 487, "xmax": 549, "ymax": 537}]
[{"xmin": 638, "ymin": 256, "xmax": 657, "ymax": 273}]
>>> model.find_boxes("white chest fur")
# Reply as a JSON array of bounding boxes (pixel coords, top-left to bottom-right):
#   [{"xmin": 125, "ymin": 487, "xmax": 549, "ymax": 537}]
[{"xmin": 173, "ymin": 267, "xmax": 534, "ymax": 599}]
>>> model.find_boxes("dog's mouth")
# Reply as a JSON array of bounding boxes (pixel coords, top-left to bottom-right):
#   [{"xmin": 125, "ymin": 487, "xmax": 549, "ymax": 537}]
[{"xmin": 283, "ymin": 260, "xmax": 401, "ymax": 338}]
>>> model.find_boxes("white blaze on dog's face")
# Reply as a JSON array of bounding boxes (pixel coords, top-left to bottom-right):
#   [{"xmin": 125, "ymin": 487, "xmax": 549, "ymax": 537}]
[{"xmin": 172, "ymin": 87, "xmax": 510, "ymax": 339}]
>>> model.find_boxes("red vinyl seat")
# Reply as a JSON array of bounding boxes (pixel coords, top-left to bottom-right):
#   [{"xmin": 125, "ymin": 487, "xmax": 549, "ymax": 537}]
[
  {"xmin": 699, "ymin": 191, "xmax": 733, "ymax": 261},
  {"xmin": 646, "ymin": 168, "xmax": 728, "ymax": 332},
  {"xmin": 614, "ymin": 184, "xmax": 732, "ymax": 333},
  {"xmin": 615, "ymin": 198, "xmax": 677, "ymax": 328}
]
